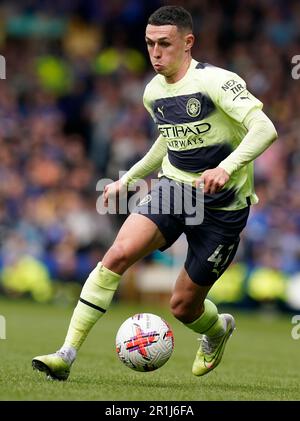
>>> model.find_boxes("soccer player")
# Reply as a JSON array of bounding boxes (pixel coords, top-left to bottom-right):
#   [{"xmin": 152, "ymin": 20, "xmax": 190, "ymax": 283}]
[{"xmin": 32, "ymin": 6, "xmax": 277, "ymax": 380}]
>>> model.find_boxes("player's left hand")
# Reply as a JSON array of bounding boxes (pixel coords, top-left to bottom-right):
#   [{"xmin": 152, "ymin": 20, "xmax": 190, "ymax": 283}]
[{"xmin": 195, "ymin": 167, "xmax": 230, "ymax": 194}]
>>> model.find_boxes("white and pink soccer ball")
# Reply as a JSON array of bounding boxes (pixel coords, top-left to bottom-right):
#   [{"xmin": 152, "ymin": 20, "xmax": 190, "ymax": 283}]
[{"xmin": 115, "ymin": 313, "xmax": 174, "ymax": 372}]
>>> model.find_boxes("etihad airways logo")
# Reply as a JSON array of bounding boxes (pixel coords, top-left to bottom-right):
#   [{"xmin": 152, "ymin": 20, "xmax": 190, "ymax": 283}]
[
  {"xmin": 167, "ymin": 137, "xmax": 203, "ymax": 149},
  {"xmin": 158, "ymin": 122, "xmax": 211, "ymax": 139}
]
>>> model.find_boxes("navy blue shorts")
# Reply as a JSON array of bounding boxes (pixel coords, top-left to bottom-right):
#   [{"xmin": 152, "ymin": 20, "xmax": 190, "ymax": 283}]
[{"xmin": 133, "ymin": 177, "xmax": 249, "ymax": 286}]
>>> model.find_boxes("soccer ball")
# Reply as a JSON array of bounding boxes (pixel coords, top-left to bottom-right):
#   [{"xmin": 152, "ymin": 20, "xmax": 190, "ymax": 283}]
[{"xmin": 115, "ymin": 313, "xmax": 174, "ymax": 372}]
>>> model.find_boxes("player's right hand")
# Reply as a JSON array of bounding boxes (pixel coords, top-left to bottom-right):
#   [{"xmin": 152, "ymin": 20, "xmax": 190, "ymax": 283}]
[
  {"xmin": 103, "ymin": 180, "xmax": 127, "ymax": 207},
  {"xmin": 195, "ymin": 167, "xmax": 230, "ymax": 194}
]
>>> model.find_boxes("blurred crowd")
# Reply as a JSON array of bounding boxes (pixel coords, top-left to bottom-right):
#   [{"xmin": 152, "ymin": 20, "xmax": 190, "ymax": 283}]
[{"xmin": 0, "ymin": 0, "xmax": 299, "ymax": 307}]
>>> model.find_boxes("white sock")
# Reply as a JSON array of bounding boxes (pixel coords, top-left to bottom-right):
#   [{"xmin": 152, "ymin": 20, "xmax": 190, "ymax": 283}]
[{"xmin": 58, "ymin": 345, "xmax": 77, "ymax": 364}]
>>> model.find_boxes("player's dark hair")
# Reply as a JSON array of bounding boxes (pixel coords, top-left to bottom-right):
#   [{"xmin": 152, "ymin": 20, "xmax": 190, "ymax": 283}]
[{"xmin": 148, "ymin": 6, "xmax": 193, "ymax": 33}]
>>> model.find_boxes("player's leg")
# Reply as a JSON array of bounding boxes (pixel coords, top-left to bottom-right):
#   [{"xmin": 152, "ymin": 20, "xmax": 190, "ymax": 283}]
[
  {"xmin": 170, "ymin": 267, "xmax": 235, "ymax": 376},
  {"xmin": 63, "ymin": 213, "xmax": 166, "ymax": 351},
  {"xmin": 32, "ymin": 213, "xmax": 166, "ymax": 380},
  {"xmin": 170, "ymin": 267, "xmax": 213, "ymax": 323},
  {"xmin": 171, "ymin": 204, "xmax": 250, "ymax": 376}
]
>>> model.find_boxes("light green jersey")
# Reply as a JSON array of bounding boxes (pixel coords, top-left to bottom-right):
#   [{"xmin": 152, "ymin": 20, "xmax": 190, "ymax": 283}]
[{"xmin": 143, "ymin": 59, "xmax": 263, "ymax": 210}]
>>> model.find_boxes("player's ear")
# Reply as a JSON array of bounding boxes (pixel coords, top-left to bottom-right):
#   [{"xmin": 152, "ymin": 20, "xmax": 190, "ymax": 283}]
[{"xmin": 184, "ymin": 33, "xmax": 194, "ymax": 52}]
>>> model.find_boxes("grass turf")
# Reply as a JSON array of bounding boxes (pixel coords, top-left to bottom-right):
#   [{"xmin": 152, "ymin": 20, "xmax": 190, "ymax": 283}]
[{"xmin": 0, "ymin": 298, "xmax": 300, "ymax": 401}]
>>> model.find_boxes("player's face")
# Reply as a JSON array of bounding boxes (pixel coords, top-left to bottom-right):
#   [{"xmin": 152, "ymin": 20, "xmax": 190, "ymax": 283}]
[{"xmin": 145, "ymin": 24, "xmax": 194, "ymax": 82}]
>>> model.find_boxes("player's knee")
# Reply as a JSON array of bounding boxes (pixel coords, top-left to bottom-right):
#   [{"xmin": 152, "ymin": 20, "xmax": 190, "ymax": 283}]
[
  {"xmin": 103, "ymin": 243, "xmax": 130, "ymax": 274},
  {"xmin": 170, "ymin": 295, "xmax": 200, "ymax": 323}
]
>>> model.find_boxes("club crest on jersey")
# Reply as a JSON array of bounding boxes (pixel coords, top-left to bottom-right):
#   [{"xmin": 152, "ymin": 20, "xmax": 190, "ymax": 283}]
[{"xmin": 186, "ymin": 98, "xmax": 201, "ymax": 117}]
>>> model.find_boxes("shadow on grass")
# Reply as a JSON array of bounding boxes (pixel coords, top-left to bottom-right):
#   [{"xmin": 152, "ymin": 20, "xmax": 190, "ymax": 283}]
[{"xmin": 70, "ymin": 373, "xmax": 196, "ymax": 391}]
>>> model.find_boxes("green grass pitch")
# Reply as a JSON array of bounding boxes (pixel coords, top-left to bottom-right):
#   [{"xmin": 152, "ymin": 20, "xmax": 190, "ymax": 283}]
[{"xmin": 0, "ymin": 298, "xmax": 300, "ymax": 401}]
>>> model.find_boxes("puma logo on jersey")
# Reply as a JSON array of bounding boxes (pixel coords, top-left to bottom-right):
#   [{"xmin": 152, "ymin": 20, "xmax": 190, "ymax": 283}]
[
  {"xmin": 240, "ymin": 93, "xmax": 250, "ymax": 100},
  {"xmin": 157, "ymin": 106, "xmax": 164, "ymax": 118}
]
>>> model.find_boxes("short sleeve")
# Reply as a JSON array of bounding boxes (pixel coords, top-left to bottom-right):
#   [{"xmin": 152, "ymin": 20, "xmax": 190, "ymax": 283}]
[{"xmin": 207, "ymin": 70, "xmax": 263, "ymax": 123}]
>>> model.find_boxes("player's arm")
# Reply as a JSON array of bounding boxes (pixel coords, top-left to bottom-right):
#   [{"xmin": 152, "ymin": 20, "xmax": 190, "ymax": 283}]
[
  {"xmin": 197, "ymin": 109, "xmax": 278, "ymax": 194},
  {"xmin": 217, "ymin": 109, "xmax": 277, "ymax": 175},
  {"xmin": 196, "ymin": 71, "xmax": 277, "ymax": 194},
  {"xmin": 104, "ymin": 84, "xmax": 168, "ymax": 204},
  {"xmin": 103, "ymin": 135, "xmax": 167, "ymax": 205},
  {"xmin": 120, "ymin": 134, "xmax": 167, "ymax": 186}
]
